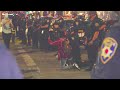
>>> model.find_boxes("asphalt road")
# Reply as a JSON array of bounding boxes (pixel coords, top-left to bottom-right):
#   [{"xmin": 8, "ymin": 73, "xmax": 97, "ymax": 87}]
[{"xmin": 0, "ymin": 36, "xmax": 91, "ymax": 79}]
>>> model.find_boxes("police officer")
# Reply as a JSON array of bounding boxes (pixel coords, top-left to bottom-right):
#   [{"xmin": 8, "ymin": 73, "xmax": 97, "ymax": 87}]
[
  {"xmin": 11, "ymin": 13, "xmax": 18, "ymax": 44},
  {"xmin": 91, "ymin": 11, "xmax": 120, "ymax": 79},
  {"xmin": 85, "ymin": 11, "xmax": 104, "ymax": 71},
  {"xmin": 27, "ymin": 15, "xmax": 34, "ymax": 46},
  {"xmin": 66, "ymin": 20, "xmax": 75, "ymax": 39},
  {"xmin": 16, "ymin": 14, "xmax": 22, "ymax": 40},
  {"xmin": 53, "ymin": 20, "xmax": 64, "ymax": 39},
  {"xmin": 49, "ymin": 20, "xmax": 65, "ymax": 53},
  {"xmin": 48, "ymin": 21, "xmax": 56, "ymax": 51},
  {"xmin": 73, "ymin": 19, "xmax": 82, "ymax": 33},
  {"xmin": 57, "ymin": 15, "xmax": 65, "ymax": 31},
  {"xmin": 40, "ymin": 17, "xmax": 50, "ymax": 51},
  {"xmin": 98, "ymin": 19, "xmax": 117, "ymax": 47},
  {"xmin": 32, "ymin": 16, "xmax": 40, "ymax": 49},
  {"xmin": 19, "ymin": 15, "xmax": 27, "ymax": 45},
  {"xmin": 78, "ymin": 15, "xmax": 87, "ymax": 30}
]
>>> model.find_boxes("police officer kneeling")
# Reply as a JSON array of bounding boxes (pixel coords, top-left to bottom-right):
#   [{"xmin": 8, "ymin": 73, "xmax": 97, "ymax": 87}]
[{"xmin": 91, "ymin": 11, "xmax": 120, "ymax": 79}]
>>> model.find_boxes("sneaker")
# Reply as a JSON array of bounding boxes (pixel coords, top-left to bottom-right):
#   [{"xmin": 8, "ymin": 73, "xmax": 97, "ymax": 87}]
[
  {"xmin": 74, "ymin": 63, "xmax": 81, "ymax": 70},
  {"xmin": 65, "ymin": 63, "xmax": 68, "ymax": 66},
  {"xmin": 56, "ymin": 55, "xmax": 58, "ymax": 58}
]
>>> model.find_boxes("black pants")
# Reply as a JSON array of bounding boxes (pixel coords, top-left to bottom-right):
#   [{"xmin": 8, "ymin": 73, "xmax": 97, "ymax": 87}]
[
  {"xmin": 2, "ymin": 32, "xmax": 11, "ymax": 49},
  {"xmin": 20, "ymin": 29, "xmax": 27, "ymax": 45},
  {"xmin": 27, "ymin": 28, "xmax": 33, "ymax": 46},
  {"xmin": 17, "ymin": 26, "xmax": 21, "ymax": 39},
  {"xmin": 40, "ymin": 31, "xmax": 49, "ymax": 50},
  {"xmin": 32, "ymin": 31, "xmax": 39, "ymax": 48},
  {"xmin": 11, "ymin": 28, "xmax": 16, "ymax": 43},
  {"xmin": 15, "ymin": 26, "xmax": 19, "ymax": 37},
  {"xmin": 11, "ymin": 32, "xmax": 15, "ymax": 43},
  {"xmin": 49, "ymin": 31, "xmax": 57, "ymax": 51},
  {"xmin": 86, "ymin": 45, "xmax": 99, "ymax": 69},
  {"xmin": 71, "ymin": 48, "xmax": 82, "ymax": 67}
]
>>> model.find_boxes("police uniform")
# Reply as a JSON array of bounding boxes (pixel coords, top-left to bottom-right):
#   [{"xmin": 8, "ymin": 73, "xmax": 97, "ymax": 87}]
[
  {"xmin": 11, "ymin": 14, "xmax": 18, "ymax": 43},
  {"xmin": 11, "ymin": 28, "xmax": 16, "ymax": 44},
  {"xmin": 32, "ymin": 18, "xmax": 40, "ymax": 49},
  {"xmin": 17, "ymin": 16, "xmax": 22, "ymax": 40},
  {"xmin": 52, "ymin": 20, "xmax": 64, "ymax": 50},
  {"xmin": 98, "ymin": 20, "xmax": 116, "ymax": 47},
  {"xmin": 40, "ymin": 18, "xmax": 50, "ymax": 51},
  {"xmin": 91, "ymin": 21, "xmax": 120, "ymax": 79},
  {"xmin": 86, "ymin": 13, "xmax": 104, "ymax": 71},
  {"xmin": 73, "ymin": 19, "xmax": 82, "ymax": 33},
  {"xmin": 19, "ymin": 16, "xmax": 27, "ymax": 45},
  {"xmin": 53, "ymin": 21, "xmax": 64, "ymax": 39},
  {"xmin": 27, "ymin": 18, "xmax": 33, "ymax": 46},
  {"xmin": 58, "ymin": 17, "xmax": 65, "ymax": 30},
  {"xmin": 65, "ymin": 19, "xmax": 75, "ymax": 38}
]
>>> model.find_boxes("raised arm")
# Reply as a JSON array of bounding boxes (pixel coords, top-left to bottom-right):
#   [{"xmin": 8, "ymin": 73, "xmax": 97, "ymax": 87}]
[{"xmin": 48, "ymin": 37, "xmax": 63, "ymax": 46}]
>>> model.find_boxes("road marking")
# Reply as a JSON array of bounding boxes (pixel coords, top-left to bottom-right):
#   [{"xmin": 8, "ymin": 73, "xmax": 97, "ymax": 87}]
[{"xmin": 17, "ymin": 48, "xmax": 40, "ymax": 74}]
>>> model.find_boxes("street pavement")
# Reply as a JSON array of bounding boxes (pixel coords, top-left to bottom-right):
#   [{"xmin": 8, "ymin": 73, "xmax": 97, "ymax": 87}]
[{"xmin": 0, "ymin": 35, "xmax": 91, "ymax": 79}]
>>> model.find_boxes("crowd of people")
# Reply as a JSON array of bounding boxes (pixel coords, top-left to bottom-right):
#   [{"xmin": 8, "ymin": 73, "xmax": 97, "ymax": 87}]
[{"xmin": 2, "ymin": 11, "xmax": 116, "ymax": 71}]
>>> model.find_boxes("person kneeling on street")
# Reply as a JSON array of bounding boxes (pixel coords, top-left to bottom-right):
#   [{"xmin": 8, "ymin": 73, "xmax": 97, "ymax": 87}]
[{"xmin": 48, "ymin": 36, "xmax": 71, "ymax": 70}]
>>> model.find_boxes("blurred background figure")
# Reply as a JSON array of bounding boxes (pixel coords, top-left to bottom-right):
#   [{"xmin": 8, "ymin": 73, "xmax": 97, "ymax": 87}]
[
  {"xmin": 18, "ymin": 13, "xmax": 27, "ymax": 46},
  {"xmin": 27, "ymin": 14, "xmax": 34, "ymax": 47},
  {"xmin": 2, "ymin": 12, "xmax": 14, "ymax": 49},
  {"xmin": 0, "ymin": 43, "xmax": 23, "ymax": 79}
]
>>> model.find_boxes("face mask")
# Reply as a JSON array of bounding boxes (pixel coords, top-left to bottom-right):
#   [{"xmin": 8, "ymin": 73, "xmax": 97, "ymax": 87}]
[
  {"xmin": 4, "ymin": 13, "xmax": 8, "ymax": 18},
  {"xmin": 78, "ymin": 32, "xmax": 85, "ymax": 37},
  {"xmin": 78, "ymin": 33, "xmax": 82, "ymax": 37}
]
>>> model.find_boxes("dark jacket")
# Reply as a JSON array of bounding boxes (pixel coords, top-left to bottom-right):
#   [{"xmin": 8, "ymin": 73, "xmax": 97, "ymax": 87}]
[{"xmin": 91, "ymin": 22, "xmax": 120, "ymax": 79}]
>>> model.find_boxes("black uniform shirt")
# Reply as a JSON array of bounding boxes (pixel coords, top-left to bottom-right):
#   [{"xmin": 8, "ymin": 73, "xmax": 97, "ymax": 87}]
[{"xmin": 86, "ymin": 17, "xmax": 103, "ymax": 40}]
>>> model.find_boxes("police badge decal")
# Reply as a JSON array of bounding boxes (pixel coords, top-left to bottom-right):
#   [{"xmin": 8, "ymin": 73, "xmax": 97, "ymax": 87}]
[{"xmin": 100, "ymin": 37, "xmax": 118, "ymax": 64}]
